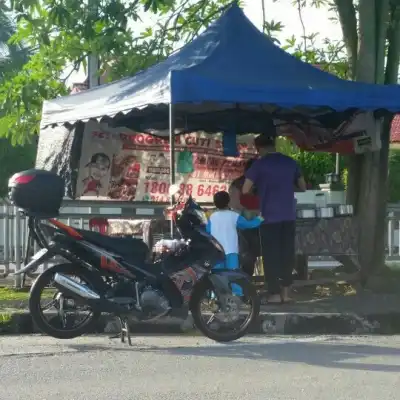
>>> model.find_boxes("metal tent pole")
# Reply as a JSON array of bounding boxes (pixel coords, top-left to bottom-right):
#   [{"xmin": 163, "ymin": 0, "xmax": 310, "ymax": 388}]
[
  {"xmin": 169, "ymin": 103, "xmax": 176, "ymax": 185},
  {"xmin": 88, "ymin": 0, "xmax": 100, "ymax": 89},
  {"xmin": 88, "ymin": 55, "xmax": 100, "ymax": 88},
  {"xmin": 335, "ymin": 153, "xmax": 340, "ymax": 175},
  {"xmin": 169, "ymin": 103, "xmax": 176, "ymax": 237}
]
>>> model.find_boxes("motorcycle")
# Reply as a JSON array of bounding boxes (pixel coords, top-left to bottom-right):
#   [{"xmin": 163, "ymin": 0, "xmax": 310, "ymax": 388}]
[{"xmin": 10, "ymin": 169, "xmax": 260, "ymax": 344}]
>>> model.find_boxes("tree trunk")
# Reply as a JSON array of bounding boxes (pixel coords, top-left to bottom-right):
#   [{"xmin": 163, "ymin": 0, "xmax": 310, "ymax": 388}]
[
  {"xmin": 355, "ymin": 133, "xmax": 385, "ymax": 280},
  {"xmin": 336, "ymin": 0, "xmax": 400, "ymax": 279},
  {"xmin": 372, "ymin": 117, "xmax": 391, "ymax": 273},
  {"xmin": 373, "ymin": 3, "xmax": 400, "ymax": 272},
  {"xmin": 350, "ymin": 0, "xmax": 380, "ymax": 278}
]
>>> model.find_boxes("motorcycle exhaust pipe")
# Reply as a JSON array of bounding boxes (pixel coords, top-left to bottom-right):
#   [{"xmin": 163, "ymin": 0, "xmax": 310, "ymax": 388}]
[
  {"xmin": 53, "ymin": 273, "xmax": 101, "ymax": 300},
  {"xmin": 53, "ymin": 273, "xmax": 133, "ymax": 315}
]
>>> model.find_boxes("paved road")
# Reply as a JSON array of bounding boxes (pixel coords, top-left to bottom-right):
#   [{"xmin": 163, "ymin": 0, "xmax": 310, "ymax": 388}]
[{"xmin": 1, "ymin": 335, "xmax": 400, "ymax": 400}]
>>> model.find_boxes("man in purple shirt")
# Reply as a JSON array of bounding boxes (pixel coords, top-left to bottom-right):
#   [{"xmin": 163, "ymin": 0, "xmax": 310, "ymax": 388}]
[{"xmin": 242, "ymin": 135, "xmax": 306, "ymax": 303}]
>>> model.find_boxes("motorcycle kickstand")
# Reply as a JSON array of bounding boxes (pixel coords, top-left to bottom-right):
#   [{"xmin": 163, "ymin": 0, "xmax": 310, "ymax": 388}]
[{"xmin": 109, "ymin": 317, "xmax": 132, "ymax": 346}]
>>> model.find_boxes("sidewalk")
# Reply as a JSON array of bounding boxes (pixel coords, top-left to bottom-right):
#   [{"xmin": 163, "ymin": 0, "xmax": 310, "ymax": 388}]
[{"xmin": 1, "ymin": 292, "xmax": 400, "ymax": 335}]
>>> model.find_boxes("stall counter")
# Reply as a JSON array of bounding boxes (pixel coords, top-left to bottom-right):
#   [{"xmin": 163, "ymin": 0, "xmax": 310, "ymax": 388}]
[{"xmin": 106, "ymin": 214, "xmax": 360, "ymax": 280}]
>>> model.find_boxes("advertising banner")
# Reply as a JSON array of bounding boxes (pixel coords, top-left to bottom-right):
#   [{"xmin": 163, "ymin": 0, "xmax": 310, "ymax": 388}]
[{"xmin": 76, "ymin": 121, "xmax": 257, "ymax": 203}]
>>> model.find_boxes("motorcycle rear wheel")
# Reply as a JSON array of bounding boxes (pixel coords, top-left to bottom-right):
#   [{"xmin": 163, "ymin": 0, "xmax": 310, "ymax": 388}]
[
  {"xmin": 29, "ymin": 263, "xmax": 103, "ymax": 339},
  {"xmin": 190, "ymin": 276, "xmax": 260, "ymax": 342}
]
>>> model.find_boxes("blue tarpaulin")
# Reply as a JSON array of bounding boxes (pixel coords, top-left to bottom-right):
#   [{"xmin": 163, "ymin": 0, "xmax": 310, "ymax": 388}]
[{"xmin": 40, "ymin": 3, "xmax": 400, "ymax": 135}]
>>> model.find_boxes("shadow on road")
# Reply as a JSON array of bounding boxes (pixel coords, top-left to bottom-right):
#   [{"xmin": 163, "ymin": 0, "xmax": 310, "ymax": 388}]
[{"xmin": 68, "ymin": 337, "xmax": 400, "ymax": 373}]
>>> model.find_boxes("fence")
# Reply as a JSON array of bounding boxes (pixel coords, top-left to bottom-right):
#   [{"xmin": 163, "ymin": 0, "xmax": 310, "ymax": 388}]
[{"xmin": 1, "ymin": 200, "xmax": 400, "ymax": 286}]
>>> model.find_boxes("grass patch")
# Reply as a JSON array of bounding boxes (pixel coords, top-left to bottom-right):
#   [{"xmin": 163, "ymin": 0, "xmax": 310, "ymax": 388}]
[
  {"xmin": 0, "ymin": 312, "xmax": 12, "ymax": 324},
  {"xmin": 290, "ymin": 282, "xmax": 357, "ymax": 301},
  {"xmin": 0, "ymin": 312, "xmax": 13, "ymax": 334},
  {"xmin": 255, "ymin": 266, "xmax": 400, "ymax": 301},
  {"xmin": 296, "ymin": 268, "xmax": 400, "ymax": 299},
  {"xmin": 0, "ymin": 287, "xmax": 54, "ymax": 302}
]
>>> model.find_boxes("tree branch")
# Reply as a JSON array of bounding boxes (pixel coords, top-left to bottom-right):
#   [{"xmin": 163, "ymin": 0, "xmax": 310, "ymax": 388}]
[
  {"xmin": 181, "ymin": 2, "xmax": 230, "ymax": 44},
  {"xmin": 261, "ymin": 0, "xmax": 266, "ymax": 33},
  {"xmin": 154, "ymin": 0, "xmax": 193, "ymax": 61},
  {"xmin": 385, "ymin": 3, "xmax": 400, "ymax": 84},
  {"xmin": 375, "ymin": 0, "xmax": 390, "ymax": 83},
  {"xmin": 296, "ymin": 0, "xmax": 307, "ymax": 56},
  {"xmin": 356, "ymin": 0, "xmax": 377, "ymax": 82},
  {"xmin": 61, "ymin": 56, "xmax": 86, "ymax": 83},
  {"xmin": 333, "ymin": 0, "xmax": 358, "ymax": 78}
]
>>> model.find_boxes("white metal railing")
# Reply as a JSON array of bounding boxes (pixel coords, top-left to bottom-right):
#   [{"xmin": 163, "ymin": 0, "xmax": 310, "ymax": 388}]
[
  {"xmin": 386, "ymin": 210, "xmax": 400, "ymax": 261},
  {"xmin": 1, "ymin": 201, "xmax": 400, "ymax": 286}
]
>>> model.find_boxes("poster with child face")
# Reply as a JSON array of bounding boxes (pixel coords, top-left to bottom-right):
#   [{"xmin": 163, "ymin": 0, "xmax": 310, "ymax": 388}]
[
  {"xmin": 76, "ymin": 121, "xmax": 118, "ymax": 198},
  {"xmin": 80, "ymin": 152, "xmax": 111, "ymax": 196}
]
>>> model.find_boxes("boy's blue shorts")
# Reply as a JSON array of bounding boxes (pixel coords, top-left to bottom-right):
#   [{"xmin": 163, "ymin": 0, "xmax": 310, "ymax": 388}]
[
  {"xmin": 213, "ymin": 253, "xmax": 242, "ymax": 296},
  {"xmin": 214, "ymin": 253, "xmax": 239, "ymax": 270}
]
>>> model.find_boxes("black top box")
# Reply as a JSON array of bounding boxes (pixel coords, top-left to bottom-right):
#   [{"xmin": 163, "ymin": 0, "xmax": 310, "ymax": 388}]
[{"xmin": 8, "ymin": 169, "xmax": 65, "ymax": 217}]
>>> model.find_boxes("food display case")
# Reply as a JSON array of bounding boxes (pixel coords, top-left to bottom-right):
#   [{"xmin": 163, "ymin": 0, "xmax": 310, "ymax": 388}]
[{"xmin": 294, "ymin": 189, "xmax": 359, "ymax": 279}]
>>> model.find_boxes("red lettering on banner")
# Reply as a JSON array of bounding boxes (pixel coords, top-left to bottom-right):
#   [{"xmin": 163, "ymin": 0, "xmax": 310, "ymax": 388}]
[
  {"xmin": 136, "ymin": 135, "xmax": 144, "ymax": 144},
  {"xmin": 119, "ymin": 133, "xmax": 174, "ymax": 149},
  {"xmin": 144, "ymin": 181, "xmax": 170, "ymax": 198},
  {"xmin": 144, "ymin": 135, "xmax": 165, "ymax": 145},
  {"xmin": 196, "ymin": 184, "xmax": 227, "ymax": 197},
  {"xmin": 182, "ymin": 136, "xmax": 213, "ymax": 148},
  {"xmin": 143, "ymin": 135, "xmax": 152, "ymax": 145}
]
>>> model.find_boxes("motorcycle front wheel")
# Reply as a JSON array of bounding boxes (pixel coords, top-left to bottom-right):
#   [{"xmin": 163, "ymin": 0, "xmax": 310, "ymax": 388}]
[{"xmin": 190, "ymin": 275, "xmax": 260, "ymax": 342}]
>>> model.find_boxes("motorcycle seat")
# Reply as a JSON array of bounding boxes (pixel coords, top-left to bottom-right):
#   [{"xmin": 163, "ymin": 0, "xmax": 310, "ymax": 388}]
[{"xmin": 76, "ymin": 229, "xmax": 150, "ymax": 261}]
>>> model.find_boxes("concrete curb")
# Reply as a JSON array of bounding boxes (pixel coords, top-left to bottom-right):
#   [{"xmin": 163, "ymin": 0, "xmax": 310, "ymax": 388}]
[{"xmin": 1, "ymin": 310, "xmax": 400, "ymax": 336}]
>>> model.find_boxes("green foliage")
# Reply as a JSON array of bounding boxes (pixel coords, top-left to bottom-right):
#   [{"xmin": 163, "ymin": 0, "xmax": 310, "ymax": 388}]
[
  {"xmin": 342, "ymin": 167, "xmax": 348, "ymax": 189},
  {"xmin": 0, "ymin": 138, "xmax": 36, "ymax": 198},
  {"xmin": 0, "ymin": 0, "xmax": 349, "ymax": 146},
  {"xmin": 0, "ymin": 0, "xmax": 235, "ymax": 144},
  {"xmin": 264, "ymin": 8, "xmax": 349, "ymax": 79},
  {"xmin": 292, "ymin": 151, "xmax": 337, "ymax": 188},
  {"xmin": 0, "ymin": 5, "xmax": 35, "ymax": 146},
  {"xmin": 267, "ymin": 3, "xmax": 349, "ymax": 189},
  {"xmin": 388, "ymin": 148, "xmax": 400, "ymax": 203},
  {"xmin": 0, "ymin": 6, "xmax": 30, "ymax": 80},
  {"xmin": 0, "ymin": 6, "xmax": 37, "ymax": 192},
  {"xmin": 276, "ymin": 137, "xmax": 337, "ymax": 188}
]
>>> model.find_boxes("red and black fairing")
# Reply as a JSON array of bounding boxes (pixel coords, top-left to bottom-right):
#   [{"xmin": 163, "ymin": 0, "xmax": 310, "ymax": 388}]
[{"xmin": 169, "ymin": 265, "xmax": 207, "ymax": 303}]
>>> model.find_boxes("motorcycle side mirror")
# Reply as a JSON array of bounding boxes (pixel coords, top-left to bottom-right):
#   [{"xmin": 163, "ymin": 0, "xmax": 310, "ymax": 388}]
[{"xmin": 169, "ymin": 184, "xmax": 180, "ymax": 196}]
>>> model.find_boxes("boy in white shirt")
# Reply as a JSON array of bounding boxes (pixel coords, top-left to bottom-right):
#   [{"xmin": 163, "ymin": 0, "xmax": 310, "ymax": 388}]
[{"xmin": 206, "ymin": 191, "xmax": 263, "ymax": 295}]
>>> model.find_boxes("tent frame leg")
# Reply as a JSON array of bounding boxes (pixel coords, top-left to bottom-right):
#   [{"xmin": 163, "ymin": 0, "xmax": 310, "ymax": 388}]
[{"xmin": 169, "ymin": 103, "xmax": 176, "ymax": 238}]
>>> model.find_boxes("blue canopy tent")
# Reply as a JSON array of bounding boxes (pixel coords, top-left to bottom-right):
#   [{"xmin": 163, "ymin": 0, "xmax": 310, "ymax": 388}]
[{"xmin": 38, "ymin": 3, "xmax": 400, "ymax": 195}]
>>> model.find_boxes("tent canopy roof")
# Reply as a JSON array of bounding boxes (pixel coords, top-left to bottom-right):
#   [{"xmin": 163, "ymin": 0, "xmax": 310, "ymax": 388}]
[{"xmin": 41, "ymin": 4, "xmax": 400, "ymax": 135}]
